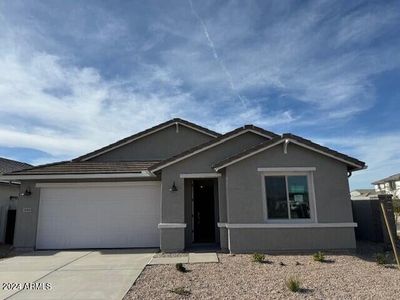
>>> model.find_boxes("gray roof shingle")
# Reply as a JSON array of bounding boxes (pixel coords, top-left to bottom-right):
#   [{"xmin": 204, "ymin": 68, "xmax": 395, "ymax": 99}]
[
  {"xmin": 5, "ymin": 161, "xmax": 159, "ymax": 175},
  {"xmin": 0, "ymin": 157, "xmax": 32, "ymax": 174}
]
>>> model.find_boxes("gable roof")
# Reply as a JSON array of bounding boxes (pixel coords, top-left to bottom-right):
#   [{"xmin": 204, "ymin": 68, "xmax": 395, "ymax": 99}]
[
  {"xmin": 74, "ymin": 118, "xmax": 221, "ymax": 162},
  {"xmin": 372, "ymin": 173, "xmax": 400, "ymax": 185},
  {"xmin": 213, "ymin": 133, "xmax": 366, "ymax": 171},
  {"xmin": 1, "ymin": 161, "xmax": 159, "ymax": 180},
  {"xmin": 0, "ymin": 157, "xmax": 32, "ymax": 174},
  {"xmin": 149, "ymin": 125, "xmax": 280, "ymax": 172}
]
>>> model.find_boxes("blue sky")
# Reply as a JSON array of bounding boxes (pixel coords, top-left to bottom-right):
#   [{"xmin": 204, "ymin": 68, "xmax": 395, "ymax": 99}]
[{"xmin": 0, "ymin": 0, "xmax": 399, "ymax": 189}]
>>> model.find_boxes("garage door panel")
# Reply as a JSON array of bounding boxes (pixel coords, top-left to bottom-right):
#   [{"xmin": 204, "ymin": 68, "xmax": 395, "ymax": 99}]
[{"xmin": 36, "ymin": 183, "xmax": 161, "ymax": 249}]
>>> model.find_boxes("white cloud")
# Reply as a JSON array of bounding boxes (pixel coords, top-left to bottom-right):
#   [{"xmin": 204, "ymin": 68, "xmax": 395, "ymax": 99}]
[
  {"xmin": 155, "ymin": 1, "xmax": 400, "ymax": 120},
  {"xmin": 0, "ymin": 0, "xmax": 399, "ymax": 190},
  {"xmin": 316, "ymin": 133, "xmax": 400, "ymax": 189},
  {"xmin": 0, "ymin": 51, "xmax": 195, "ymax": 159}
]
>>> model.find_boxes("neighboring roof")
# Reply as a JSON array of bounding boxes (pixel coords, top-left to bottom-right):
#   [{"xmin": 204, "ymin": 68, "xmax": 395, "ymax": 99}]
[
  {"xmin": 372, "ymin": 173, "xmax": 400, "ymax": 185},
  {"xmin": 5, "ymin": 161, "xmax": 160, "ymax": 175},
  {"xmin": 350, "ymin": 189, "xmax": 377, "ymax": 197},
  {"xmin": 74, "ymin": 118, "xmax": 221, "ymax": 162},
  {"xmin": 149, "ymin": 125, "xmax": 279, "ymax": 172},
  {"xmin": 0, "ymin": 157, "xmax": 32, "ymax": 174},
  {"xmin": 213, "ymin": 133, "xmax": 366, "ymax": 171}
]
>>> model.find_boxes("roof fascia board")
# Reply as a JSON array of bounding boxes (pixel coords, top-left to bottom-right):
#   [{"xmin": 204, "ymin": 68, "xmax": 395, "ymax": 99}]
[
  {"xmin": 0, "ymin": 171, "xmax": 154, "ymax": 181},
  {"xmin": 287, "ymin": 139, "xmax": 364, "ymax": 169},
  {"xmin": 214, "ymin": 138, "xmax": 364, "ymax": 171},
  {"xmin": 151, "ymin": 129, "xmax": 267, "ymax": 172},
  {"xmin": 247, "ymin": 129, "xmax": 275, "ymax": 139},
  {"xmin": 80, "ymin": 121, "xmax": 219, "ymax": 162},
  {"xmin": 178, "ymin": 122, "xmax": 219, "ymax": 138}
]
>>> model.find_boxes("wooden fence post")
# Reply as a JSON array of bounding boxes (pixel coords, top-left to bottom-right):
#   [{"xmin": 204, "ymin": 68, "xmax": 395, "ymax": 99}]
[{"xmin": 378, "ymin": 194, "xmax": 399, "ymax": 269}]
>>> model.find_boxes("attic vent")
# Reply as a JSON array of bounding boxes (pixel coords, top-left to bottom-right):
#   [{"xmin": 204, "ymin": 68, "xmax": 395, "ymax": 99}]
[{"xmin": 176, "ymin": 122, "xmax": 179, "ymax": 133}]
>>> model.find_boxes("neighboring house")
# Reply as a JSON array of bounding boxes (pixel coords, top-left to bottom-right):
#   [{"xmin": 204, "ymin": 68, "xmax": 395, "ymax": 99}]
[
  {"xmin": 0, "ymin": 157, "xmax": 32, "ymax": 244},
  {"xmin": 0, "ymin": 118, "xmax": 366, "ymax": 253},
  {"xmin": 350, "ymin": 189, "xmax": 378, "ymax": 200},
  {"xmin": 372, "ymin": 173, "xmax": 400, "ymax": 199}
]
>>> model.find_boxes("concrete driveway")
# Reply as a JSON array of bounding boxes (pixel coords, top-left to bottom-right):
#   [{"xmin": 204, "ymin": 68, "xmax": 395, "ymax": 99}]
[{"xmin": 0, "ymin": 249, "xmax": 155, "ymax": 300}]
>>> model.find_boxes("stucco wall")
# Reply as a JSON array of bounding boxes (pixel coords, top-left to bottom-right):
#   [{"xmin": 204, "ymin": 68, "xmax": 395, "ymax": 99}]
[
  {"xmin": 160, "ymin": 132, "xmax": 267, "ymax": 224},
  {"xmin": 222, "ymin": 142, "xmax": 356, "ymax": 252},
  {"xmin": 13, "ymin": 181, "xmax": 40, "ymax": 249},
  {"xmin": 159, "ymin": 132, "xmax": 266, "ymax": 251},
  {"xmin": 90, "ymin": 124, "xmax": 214, "ymax": 161},
  {"xmin": 229, "ymin": 227, "xmax": 356, "ymax": 253},
  {"xmin": 160, "ymin": 228, "xmax": 185, "ymax": 252},
  {"xmin": 225, "ymin": 143, "xmax": 353, "ymax": 223}
]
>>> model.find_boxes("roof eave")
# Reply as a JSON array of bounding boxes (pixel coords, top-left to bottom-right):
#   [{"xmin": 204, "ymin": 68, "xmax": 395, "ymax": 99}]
[
  {"xmin": 0, "ymin": 171, "xmax": 156, "ymax": 181},
  {"xmin": 213, "ymin": 137, "xmax": 366, "ymax": 172}
]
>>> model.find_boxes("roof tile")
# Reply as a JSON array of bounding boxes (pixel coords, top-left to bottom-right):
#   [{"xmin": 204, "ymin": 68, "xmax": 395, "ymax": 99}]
[
  {"xmin": 0, "ymin": 157, "xmax": 32, "ymax": 174},
  {"xmin": 6, "ymin": 161, "xmax": 159, "ymax": 175}
]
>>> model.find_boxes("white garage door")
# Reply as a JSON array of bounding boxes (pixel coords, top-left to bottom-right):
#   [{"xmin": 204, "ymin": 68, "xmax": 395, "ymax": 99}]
[{"xmin": 36, "ymin": 182, "xmax": 161, "ymax": 249}]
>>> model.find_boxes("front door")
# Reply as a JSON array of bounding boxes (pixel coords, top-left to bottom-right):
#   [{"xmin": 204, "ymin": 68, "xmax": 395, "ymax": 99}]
[
  {"xmin": 193, "ymin": 179, "xmax": 215, "ymax": 243},
  {"xmin": 5, "ymin": 210, "xmax": 16, "ymax": 245}
]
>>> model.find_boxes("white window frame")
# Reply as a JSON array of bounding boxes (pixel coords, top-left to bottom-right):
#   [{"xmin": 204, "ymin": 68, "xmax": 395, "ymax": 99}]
[{"xmin": 260, "ymin": 168, "xmax": 317, "ymax": 223}]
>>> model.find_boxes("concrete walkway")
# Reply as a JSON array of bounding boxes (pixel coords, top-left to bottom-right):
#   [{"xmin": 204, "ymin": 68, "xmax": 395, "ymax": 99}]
[
  {"xmin": 0, "ymin": 249, "xmax": 155, "ymax": 300},
  {"xmin": 149, "ymin": 252, "xmax": 218, "ymax": 265}
]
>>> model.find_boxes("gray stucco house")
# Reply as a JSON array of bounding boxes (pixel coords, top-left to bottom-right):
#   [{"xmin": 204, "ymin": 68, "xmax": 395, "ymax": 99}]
[{"xmin": 1, "ymin": 118, "xmax": 366, "ymax": 253}]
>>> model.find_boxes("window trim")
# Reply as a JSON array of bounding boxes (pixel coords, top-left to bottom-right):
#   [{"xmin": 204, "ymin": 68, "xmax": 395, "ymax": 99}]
[{"xmin": 260, "ymin": 169, "xmax": 317, "ymax": 223}]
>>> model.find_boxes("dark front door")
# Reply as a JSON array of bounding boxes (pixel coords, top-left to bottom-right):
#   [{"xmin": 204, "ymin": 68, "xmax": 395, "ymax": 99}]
[
  {"xmin": 5, "ymin": 210, "xmax": 16, "ymax": 245},
  {"xmin": 193, "ymin": 179, "xmax": 215, "ymax": 243}
]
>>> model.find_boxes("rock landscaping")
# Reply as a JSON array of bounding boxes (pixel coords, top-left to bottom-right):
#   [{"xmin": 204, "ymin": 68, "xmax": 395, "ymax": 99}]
[{"xmin": 124, "ymin": 245, "xmax": 400, "ymax": 300}]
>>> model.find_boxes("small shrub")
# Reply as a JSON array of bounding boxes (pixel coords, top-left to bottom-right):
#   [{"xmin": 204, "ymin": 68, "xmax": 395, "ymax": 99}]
[
  {"xmin": 175, "ymin": 263, "xmax": 187, "ymax": 272},
  {"xmin": 252, "ymin": 253, "xmax": 265, "ymax": 263},
  {"xmin": 286, "ymin": 277, "xmax": 301, "ymax": 293},
  {"xmin": 313, "ymin": 251, "xmax": 325, "ymax": 262},
  {"xmin": 169, "ymin": 287, "xmax": 191, "ymax": 296},
  {"xmin": 376, "ymin": 253, "xmax": 387, "ymax": 265}
]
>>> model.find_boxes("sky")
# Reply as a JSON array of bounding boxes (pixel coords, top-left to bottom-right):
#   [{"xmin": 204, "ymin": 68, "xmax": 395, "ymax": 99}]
[{"xmin": 0, "ymin": 0, "xmax": 399, "ymax": 189}]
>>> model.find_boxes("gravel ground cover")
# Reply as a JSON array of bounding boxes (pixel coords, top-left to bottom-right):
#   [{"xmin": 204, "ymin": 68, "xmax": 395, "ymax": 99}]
[{"xmin": 124, "ymin": 246, "xmax": 400, "ymax": 300}]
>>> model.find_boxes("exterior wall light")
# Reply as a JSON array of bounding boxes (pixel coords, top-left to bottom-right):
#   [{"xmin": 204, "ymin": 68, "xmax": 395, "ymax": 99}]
[
  {"xmin": 170, "ymin": 181, "xmax": 178, "ymax": 192},
  {"xmin": 20, "ymin": 188, "xmax": 32, "ymax": 196}
]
